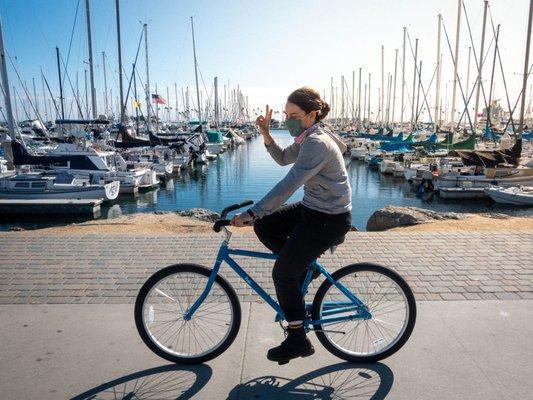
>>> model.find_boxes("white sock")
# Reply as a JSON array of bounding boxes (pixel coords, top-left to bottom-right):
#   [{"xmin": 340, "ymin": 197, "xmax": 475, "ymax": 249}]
[{"xmin": 288, "ymin": 320, "xmax": 303, "ymax": 327}]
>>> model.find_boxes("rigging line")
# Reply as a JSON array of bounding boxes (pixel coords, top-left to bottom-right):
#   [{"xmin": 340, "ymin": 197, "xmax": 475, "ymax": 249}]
[
  {"xmin": 441, "ymin": 21, "xmax": 475, "ymax": 132},
  {"xmin": 462, "ymin": 1, "xmax": 493, "ymax": 113},
  {"xmin": 415, "ymin": 63, "xmax": 438, "ymax": 125},
  {"xmin": 196, "ymin": 62, "xmax": 212, "ymax": 106},
  {"xmin": 502, "ymin": 63, "xmax": 533, "ymax": 133},
  {"xmin": 405, "ymin": 29, "xmax": 434, "ymax": 123},
  {"xmin": 452, "ymin": 40, "xmax": 496, "ymax": 129},
  {"xmin": 41, "ymin": 73, "xmax": 60, "ymax": 117},
  {"xmin": 120, "ymin": 28, "xmax": 145, "ymax": 120},
  {"xmin": 396, "ymin": 44, "xmax": 414, "ymax": 115},
  {"xmin": 134, "ymin": 67, "xmax": 158, "ymax": 121},
  {"xmin": 488, "ymin": 9, "xmax": 516, "ymax": 133},
  {"xmin": 14, "ymin": 86, "xmax": 31, "ymax": 120},
  {"xmin": 6, "ymin": 52, "xmax": 47, "ymax": 130},
  {"xmin": 61, "ymin": 0, "xmax": 81, "ymax": 90},
  {"xmin": 59, "ymin": 53, "xmax": 85, "ymax": 118}
]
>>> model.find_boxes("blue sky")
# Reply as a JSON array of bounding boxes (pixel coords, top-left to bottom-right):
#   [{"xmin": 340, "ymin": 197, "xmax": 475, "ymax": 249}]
[{"xmin": 0, "ymin": 0, "xmax": 531, "ymax": 122}]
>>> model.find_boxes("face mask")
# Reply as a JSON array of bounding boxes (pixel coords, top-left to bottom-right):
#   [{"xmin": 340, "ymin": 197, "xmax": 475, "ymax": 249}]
[{"xmin": 285, "ymin": 112, "xmax": 313, "ymax": 137}]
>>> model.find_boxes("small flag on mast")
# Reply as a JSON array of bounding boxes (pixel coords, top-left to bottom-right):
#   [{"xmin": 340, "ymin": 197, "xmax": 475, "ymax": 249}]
[{"xmin": 151, "ymin": 94, "xmax": 166, "ymax": 104}]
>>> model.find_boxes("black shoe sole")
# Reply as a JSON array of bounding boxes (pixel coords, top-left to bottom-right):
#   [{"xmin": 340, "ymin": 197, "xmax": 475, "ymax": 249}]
[{"xmin": 267, "ymin": 346, "xmax": 315, "ymax": 365}]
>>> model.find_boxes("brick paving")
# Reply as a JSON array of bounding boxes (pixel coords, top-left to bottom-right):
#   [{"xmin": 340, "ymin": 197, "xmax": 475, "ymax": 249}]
[{"xmin": 0, "ymin": 231, "xmax": 531, "ymax": 304}]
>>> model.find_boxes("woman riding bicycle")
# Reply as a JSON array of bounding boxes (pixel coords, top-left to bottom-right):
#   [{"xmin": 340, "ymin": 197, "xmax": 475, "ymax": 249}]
[{"xmin": 231, "ymin": 87, "xmax": 352, "ymax": 363}]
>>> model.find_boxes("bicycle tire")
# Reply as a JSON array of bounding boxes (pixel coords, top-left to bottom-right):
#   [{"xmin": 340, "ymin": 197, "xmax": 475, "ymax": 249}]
[
  {"xmin": 311, "ymin": 263, "xmax": 416, "ymax": 362},
  {"xmin": 135, "ymin": 263, "xmax": 241, "ymax": 364}
]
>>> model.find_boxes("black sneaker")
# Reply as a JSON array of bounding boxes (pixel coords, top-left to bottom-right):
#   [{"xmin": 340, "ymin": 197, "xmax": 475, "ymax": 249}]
[{"xmin": 267, "ymin": 328, "xmax": 315, "ymax": 365}]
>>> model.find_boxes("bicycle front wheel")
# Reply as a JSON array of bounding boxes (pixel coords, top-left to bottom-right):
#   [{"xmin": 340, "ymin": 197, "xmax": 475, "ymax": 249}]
[
  {"xmin": 312, "ymin": 263, "xmax": 416, "ymax": 363},
  {"xmin": 134, "ymin": 263, "xmax": 241, "ymax": 364}
]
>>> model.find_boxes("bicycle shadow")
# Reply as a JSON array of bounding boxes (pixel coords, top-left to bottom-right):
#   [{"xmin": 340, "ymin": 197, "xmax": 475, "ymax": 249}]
[
  {"xmin": 70, "ymin": 364, "xmax": 212, "ymax": 400},
  {"xmin": 228, "ymin": 362, "xmax": 393, "ymax": 400}
]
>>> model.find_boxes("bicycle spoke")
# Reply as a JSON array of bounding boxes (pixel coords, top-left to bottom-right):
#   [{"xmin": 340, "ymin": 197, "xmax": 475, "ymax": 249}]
[
  {"xmin": 318, "ymin": 268, "xmax": 410, "ymax": 357},
  {"xmin": 141, "ymin": 271, "xmax": 234, "ymax": 358}
]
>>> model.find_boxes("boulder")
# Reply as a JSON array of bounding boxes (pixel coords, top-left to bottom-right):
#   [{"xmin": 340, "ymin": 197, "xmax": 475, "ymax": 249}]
[
  {"xmin": 366, "ymin": 206, "xmax": 466, "ymax": 231},
  {"xmin": 176, "ymin": 208, "xmax": 220, "ymax": 222}
]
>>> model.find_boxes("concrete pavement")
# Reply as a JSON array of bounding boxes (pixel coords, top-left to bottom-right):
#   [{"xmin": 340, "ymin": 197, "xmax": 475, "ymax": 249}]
[
  {"xmin": 0, "ymin": 301, "xmax": 531, "ymax": 399},
  {"xmin": 1, "ymin": 230, "xmax": 532, "ymax": 399}
]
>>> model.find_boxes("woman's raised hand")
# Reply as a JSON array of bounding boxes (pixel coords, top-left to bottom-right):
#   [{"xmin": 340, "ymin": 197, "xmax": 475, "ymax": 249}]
[{"xmin": 256, "ymin": 105, "xmax": 273, "ymax": 135}]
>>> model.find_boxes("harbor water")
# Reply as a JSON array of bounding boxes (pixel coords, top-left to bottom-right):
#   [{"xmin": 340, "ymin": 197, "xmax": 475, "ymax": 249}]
[{"xmin": 0, "ymin": 130, "xmax": 515, "ymax": 232}]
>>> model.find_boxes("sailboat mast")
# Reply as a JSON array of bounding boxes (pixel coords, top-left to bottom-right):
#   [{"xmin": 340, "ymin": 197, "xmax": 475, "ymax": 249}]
[
  {"xmin": 85, "ymin": 0, "xmax": 97, "ymax": 118},
  {"xmin": 32, "ymin": 78, "xmax": 38, "ymax": 119},
  {"xmin": 0, "ymin": 17, "xmax": 16, "ymax": 140},
  {"xmin": 214, "ymin": 76, "xmax": 219, "ymax": 128},
  {"xmin": 464, "ymin": 46, "xmax": 471, "ymax": 129},
  {"xmin": 191, "ymin": 16, "xmax": 202, "ymax": 128},
  {"xmin": 368, "ymin": 73, "xmax": 371, "ymax": 123},
  {"xmin": 352, "ymin": 70, "xmax": 355, "ymax": 122},
  {"xmin": 381, "ymin": 45, "xmax": 384, "ymax": 125},
  {"xmin": 55, "ymin": 47, "xmax": 65, "ymax": 120},
  {"xmin": 400, "ymin": 27, "xmax": 406, "ymax": 126},
  {"xmin": 144, "ymin": 23, "xmax": 151, "ymax": 132},
  {"xmin": 174, "ymin": 83, "xmax": 178, "ymax": 121},
  {"xmin": 518, "ymin": 0, "xmax": 533, "ymax": 137},
  {"xmin": 358, "ymin": 67, "xmax": 362, "ymax": 124},
  {"xmin": 411, "ymin": 38, "xmax": 418, "ymax": 129},
  {"xmin": 115, "ymin": 0, "xmax": 125, "ymax": 123},
  {"xmin": 474, "ymin": 0, "xmax": 489, "ymax": 130},
  {"xmin": 450, "ymin": 0, "xmax": 462, "ymax": 127},
  {"xmin": 132, "ymin": 63, "xmax": 139, "ymax": 134},
  {"xmin": 102, "ymin": 52, "xmax": 108, "ymax": 117},
  {"xmin": 486, "ymin": 25, "xmax": 500, "ymax": 134},
  {"xmin": 435, "ymin": 13, "xmax": 442, "ymax": 131},
  {"xmin": 166, "ymin": 86, "xmax": 170, "ymax": 123},
  {"xmin": 392, "ymin": 49, "xmax": 398, "ymax": 125}
]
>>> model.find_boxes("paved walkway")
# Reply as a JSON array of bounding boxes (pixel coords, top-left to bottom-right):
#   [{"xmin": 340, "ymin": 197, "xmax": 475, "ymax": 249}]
[
  {"xmin": 1, "ymin": 301, "xmax": 532, "ymax": 399},
  {"xmin": 0, "ymin": 231, "xmax": 532, "ymax": 304}
]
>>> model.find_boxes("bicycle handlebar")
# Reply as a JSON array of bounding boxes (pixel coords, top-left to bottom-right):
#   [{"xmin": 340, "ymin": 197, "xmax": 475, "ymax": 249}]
[
  {"xmin": 213, "ymin": 200, "xmax": 254, "ymax": 232},
  {"xmin": 213, "ymin": 219, "xmax": 231, "ymax": 232},
  {"xmin": 220, "ymin": 200, "xmax": 254, "ymax": 219}
]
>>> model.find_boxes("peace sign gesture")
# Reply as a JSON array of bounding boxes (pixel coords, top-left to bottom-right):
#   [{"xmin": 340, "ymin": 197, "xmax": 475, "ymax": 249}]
[{"xmin": 256, "ymin": 105, "xmax": 273, "ymax": 136}]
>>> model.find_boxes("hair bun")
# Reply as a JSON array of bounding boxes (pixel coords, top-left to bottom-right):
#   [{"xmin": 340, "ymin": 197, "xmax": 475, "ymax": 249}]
[{"xmin": 319, "ymin": 102, "xmax": 330, "ymax": 121}]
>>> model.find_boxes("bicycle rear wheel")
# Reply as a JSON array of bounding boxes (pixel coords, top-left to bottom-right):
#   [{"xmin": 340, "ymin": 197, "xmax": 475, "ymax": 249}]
[
  {"xmin": 134, "ymin": 263, "xmax": 241, "ymax": 364},
  {"xmin": 312, "ymin": 263, "xmax": 416, "ymax": 362}
]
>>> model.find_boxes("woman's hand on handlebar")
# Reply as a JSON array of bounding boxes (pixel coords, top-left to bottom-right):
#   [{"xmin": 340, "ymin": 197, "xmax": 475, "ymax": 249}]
[
  {"xmin": 256, "ymin": 105, "xmax": 272, "ymax": 136},
  {"xmin": 230, "ymin": 212, "xmax": 254, "ymax": 227}
]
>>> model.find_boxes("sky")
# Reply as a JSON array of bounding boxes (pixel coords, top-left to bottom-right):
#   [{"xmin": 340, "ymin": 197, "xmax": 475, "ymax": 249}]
[{"xmin": 0, "ymin": 0, "xmax": 531, "ymax": 123}]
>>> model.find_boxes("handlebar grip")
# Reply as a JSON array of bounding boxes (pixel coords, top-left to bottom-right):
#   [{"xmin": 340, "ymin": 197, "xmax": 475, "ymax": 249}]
[
  {"xmin": 213, "ymin": 219, "xmax": 231, "ymax": 232},
  {"xmin": 220, "ymin": 199, "xmax": 254, "ymax": 219}
]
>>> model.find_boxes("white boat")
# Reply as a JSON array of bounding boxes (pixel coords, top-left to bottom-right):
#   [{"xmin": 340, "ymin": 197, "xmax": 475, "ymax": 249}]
[
  {"xmin": 11, "ymin": 140, "xmax": 154, "ymax": 194},
  {"xmin": 484, "ymin": 186, "xmax": 533, "ymax": 205},
  {"xmin": 392, "ymin": 162, "xmax": 405, "ymax": 178},
  {"xmin": 0, "ymin": 171, "xmax": 120, "ymax": 201},
  {"xmin": 379, "ymin": 159, "xmax": 396, "ymax": 174},
  {"xmin": 434, "ymin": 166, "xmax": 533, "ymax": 190}
]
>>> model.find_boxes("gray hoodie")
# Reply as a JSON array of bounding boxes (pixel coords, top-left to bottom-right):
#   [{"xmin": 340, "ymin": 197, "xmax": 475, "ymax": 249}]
[{"xmin": 250, "ymin": 123, "xmax": 352, "ymax": 217}]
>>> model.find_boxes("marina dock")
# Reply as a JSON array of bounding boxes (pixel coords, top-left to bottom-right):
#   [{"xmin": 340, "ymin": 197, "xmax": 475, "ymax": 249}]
[{"xmin": 0, "ymin": 199, "xmax": 103, "ymax": 216}]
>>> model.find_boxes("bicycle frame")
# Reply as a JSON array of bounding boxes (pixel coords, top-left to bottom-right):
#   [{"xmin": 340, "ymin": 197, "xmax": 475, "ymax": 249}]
[{"xmin": 184, "ymin": 234, "xmax": 372, "ymax": 327}]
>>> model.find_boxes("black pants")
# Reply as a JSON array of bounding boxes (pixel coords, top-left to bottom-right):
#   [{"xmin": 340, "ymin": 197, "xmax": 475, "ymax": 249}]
[{"xmin": 253, "ymin": 203, "xmax": 351, "ymax": 322}]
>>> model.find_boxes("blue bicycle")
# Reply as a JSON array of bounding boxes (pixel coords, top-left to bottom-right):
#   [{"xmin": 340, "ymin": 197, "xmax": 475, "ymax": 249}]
[{"xmin": 135, "ymin": 201, "xmax": 417, "ymax": 365}]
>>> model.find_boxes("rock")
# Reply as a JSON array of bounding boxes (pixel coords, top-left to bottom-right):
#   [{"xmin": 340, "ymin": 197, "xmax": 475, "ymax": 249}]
[
  {"xmin": 366, "ymin": 206, "xmax": 466, "ymax": 231},
  {"xmin": 176, "ymin": 208, "xmax": 220, "ymax": 222}
]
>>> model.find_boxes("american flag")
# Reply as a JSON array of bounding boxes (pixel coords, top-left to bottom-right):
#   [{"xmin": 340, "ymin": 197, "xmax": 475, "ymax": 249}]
[{"xmin": 151, "ymin": 94, "xmax": 166, "ymax": 104}]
